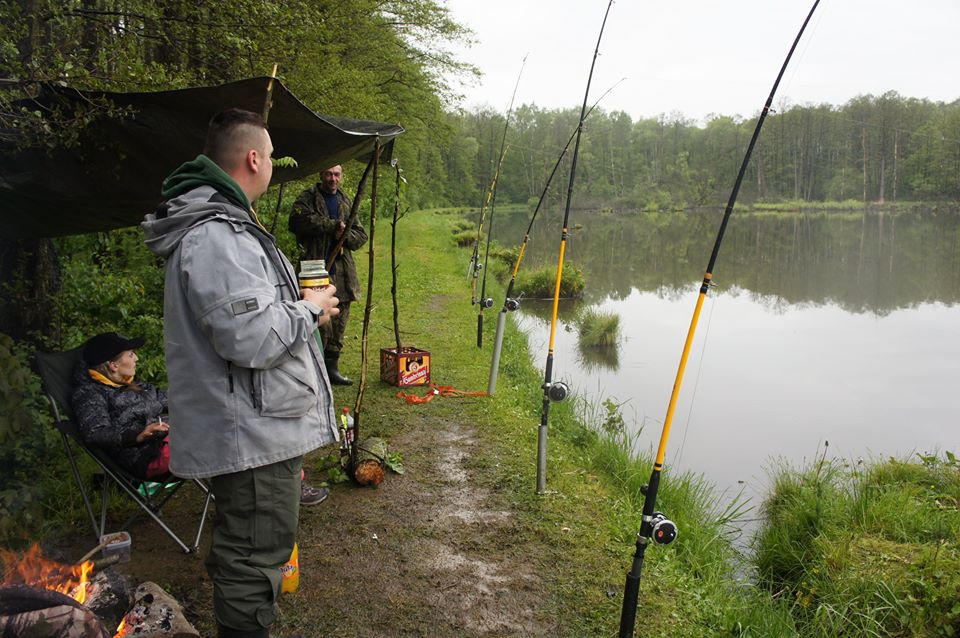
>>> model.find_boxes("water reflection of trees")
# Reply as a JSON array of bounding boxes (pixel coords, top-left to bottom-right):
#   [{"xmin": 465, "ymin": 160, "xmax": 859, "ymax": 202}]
[{"xmin": 492, "ymin": 207, "xmax": 960, "ymax": 315}]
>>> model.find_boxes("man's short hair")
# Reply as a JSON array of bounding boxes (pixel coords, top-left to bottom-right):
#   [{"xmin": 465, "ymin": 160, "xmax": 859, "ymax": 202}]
[{"xmin": 204, "ymin": 108, "xmax": 268, "ymax": 170}]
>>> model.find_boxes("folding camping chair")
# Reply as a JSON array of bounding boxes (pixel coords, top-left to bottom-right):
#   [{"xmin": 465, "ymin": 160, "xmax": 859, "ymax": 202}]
[{"xmin": 34, "ymin": 346, "xmax": 212, "ymax": 553}]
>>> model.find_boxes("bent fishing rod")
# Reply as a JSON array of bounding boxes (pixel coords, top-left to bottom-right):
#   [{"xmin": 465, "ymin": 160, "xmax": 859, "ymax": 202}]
[
  {"xmin": 487, "ymin": 79, "xmax": 624, "ymax": 395},
  {"xmin": 472, "ymin": 55, "xmax": 527, "ymax": 348},
  {"xmin": 536, "ymin": 0, "xmax": 614, "ymax": 494},
  {"xmin": 618, "ymin": 1, "xmax": 821, "ymax": 635}
]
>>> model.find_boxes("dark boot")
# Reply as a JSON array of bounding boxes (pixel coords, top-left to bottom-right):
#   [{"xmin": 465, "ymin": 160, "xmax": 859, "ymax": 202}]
[
  {"xmin": 218, "ymin": 626, "xmax": 303, "ymax": 638},
  {"xmin": 217, "ymin": 625, "xmax": 268, "ymax": 638},
  {"xmin": 324, "ymin": 351, "xmax": 353, "ymax": 386}
]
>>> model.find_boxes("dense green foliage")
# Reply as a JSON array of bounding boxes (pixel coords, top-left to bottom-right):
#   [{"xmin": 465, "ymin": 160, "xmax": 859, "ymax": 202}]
[
  {"xmin": 1, "ymin": 0, "xmax": 475, "ymax": 207},
  {"xmin": 754, "ymin": 451, "xmax": 960, "ymax": 636},
  {"xmin": 442, "ymin": 94, "xmax": 960, "ymax": 209}
]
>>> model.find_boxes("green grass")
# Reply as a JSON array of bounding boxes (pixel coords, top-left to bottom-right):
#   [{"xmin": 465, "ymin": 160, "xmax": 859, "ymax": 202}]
[
  {"xmin": 449, "ymin": 218, "xmax": 475, "ymax": 233},
  {"xmin": 576, "ymin": 308, "xmax": 620, "ymax": 348},
  {"xmin": 450, "ymin": 229, "xmax": 476, "ymax": 247},
  {"xmin": 753, "ymin": 451, "xmax": 960, "ymax": 637},
  {"xmin": 513, "ymin": 263, "xmax": 585, "ymax": 299}
]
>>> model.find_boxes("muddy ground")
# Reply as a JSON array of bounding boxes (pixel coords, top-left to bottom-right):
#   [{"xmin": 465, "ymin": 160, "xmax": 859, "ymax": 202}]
[{"xmin": 56, "ymin": 413, "xmax": 571, "ymax": 637}]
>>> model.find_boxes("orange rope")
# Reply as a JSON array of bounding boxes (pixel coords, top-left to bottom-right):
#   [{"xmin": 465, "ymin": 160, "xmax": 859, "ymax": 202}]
[{"xmin": 396, "ymin": 384, "xmax": 488, "ymax": 404}]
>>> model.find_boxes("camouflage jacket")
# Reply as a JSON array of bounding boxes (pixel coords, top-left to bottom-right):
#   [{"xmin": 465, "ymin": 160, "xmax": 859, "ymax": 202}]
[{"xmin": 288, "ymin": 186, "xmax": 368, "ymax": 302}]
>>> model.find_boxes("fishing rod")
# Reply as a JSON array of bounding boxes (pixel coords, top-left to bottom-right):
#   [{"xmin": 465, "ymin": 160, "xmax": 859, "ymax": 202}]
[
  {"xmin": 351, "ymin": 137, "xmax": 382, "ymax": 469},
  {"xmin": 487, "ymin": 79, "xmax": 624, "ymax": 395},
  {"xmin": 325, "ymin": 154, "xmax": 376, "ymax": 276},
  {"xmin": 536, "ymin": 0, "xmax": 614, "ymax": 494},
  {"xmin": 470, "ymin": 55, "xmax": 527, "ymax": 348},
  {"xmin": 617, "ymin": 1, "xmax": 822, "ymax": 635}
]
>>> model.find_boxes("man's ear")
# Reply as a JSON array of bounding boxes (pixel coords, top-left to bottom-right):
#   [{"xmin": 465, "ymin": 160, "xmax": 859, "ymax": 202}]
[{"xmin": 247, "ymin": 148, "xmax": 260, "ymax": 174}]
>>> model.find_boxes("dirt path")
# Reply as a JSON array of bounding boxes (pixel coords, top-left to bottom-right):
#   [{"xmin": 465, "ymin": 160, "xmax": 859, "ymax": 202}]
[{"xmin": 291, "ymin": 415, "xmax": 556, "ymax": 637}]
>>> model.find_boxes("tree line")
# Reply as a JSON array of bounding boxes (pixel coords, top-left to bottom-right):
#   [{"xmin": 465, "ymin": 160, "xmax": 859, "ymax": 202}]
[{"xmin": 441, "ymin": 93, "xmax": 960, "ymax": 210}]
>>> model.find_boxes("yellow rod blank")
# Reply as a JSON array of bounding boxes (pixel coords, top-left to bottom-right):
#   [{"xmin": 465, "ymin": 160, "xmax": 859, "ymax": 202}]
[{"xmin": 546, "ymin": 235, "xmax": 568, "ymax": 353}]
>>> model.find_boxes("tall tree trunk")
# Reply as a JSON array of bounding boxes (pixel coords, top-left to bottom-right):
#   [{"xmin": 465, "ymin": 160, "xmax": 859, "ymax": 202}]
[
  {"xmin": 862, "ymin": 127, "xmax": 868, "ymax": 202},
  {"xmin": 0, "ymin": 238, "xmax": 61, "ymax": 342},
  {"xmin": 16, "ymin": 0, "xmax": 39, "ymax": 68},
  {"xmin": 878, "ymin": 156, "xmax": 886, "ymax": 204},
  {"xmin": 892, "ymin": 130, "xmax": 899, "ymax": 202}
]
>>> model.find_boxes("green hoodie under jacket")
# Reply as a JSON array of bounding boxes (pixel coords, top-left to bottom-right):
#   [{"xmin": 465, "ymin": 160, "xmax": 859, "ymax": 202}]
[{"xmin": 161, "ymin": 154, "xmax": 251, "ymax": 211}]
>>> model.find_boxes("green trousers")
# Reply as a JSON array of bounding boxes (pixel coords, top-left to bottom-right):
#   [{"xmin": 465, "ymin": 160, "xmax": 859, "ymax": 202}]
[
  {"xmin": 320, "ymin": 299, "xmax": 351, "ymax": 353},
  {"xmin": 206, "ymin": 457, "xmax": 301, "ymax": 632}
]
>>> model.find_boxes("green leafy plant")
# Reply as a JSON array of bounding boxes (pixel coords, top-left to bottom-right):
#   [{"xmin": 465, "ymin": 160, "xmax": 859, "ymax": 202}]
[
  {"xmin": 385, "ymin": 451, "xmax": 405, "ymax": 475},
  {"xmin": 271, "ymin": 156, "xmax": 299, "ymax": 168}
]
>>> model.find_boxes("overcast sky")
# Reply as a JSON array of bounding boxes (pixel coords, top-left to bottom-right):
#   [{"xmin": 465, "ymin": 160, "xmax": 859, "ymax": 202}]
[{"xmin": 442, "ymin": 0, "xmax": 960, "ymax": 123}]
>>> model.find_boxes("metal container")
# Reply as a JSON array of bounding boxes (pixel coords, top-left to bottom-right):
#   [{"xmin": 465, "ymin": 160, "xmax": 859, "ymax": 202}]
[{"xmin": 298, "ymin": 259, "xmax": 329, "ymax": 290}]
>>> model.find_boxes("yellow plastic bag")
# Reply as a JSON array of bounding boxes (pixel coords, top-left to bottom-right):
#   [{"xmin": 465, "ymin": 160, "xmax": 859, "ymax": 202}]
[{"xmin": 280, "ymin": 542, "xmax": 299, "ymax": 593}]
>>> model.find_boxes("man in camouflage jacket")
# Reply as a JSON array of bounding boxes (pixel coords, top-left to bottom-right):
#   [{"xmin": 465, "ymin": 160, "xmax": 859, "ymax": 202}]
[{"xmin": 288, "ymin": 164, "xmax": 368, "ymax": 385}]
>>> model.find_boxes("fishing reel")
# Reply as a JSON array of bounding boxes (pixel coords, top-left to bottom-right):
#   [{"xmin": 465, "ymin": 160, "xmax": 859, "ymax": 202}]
[
  {"xmin": 542, "ymin": 381, "xmax": 570, "ymax": 403},
  {"xmin": 649, "ymin": 512, "xmax": 678, "ymax": 545},
  {"xmin": 478, "ymin": 297, "xmax": 494, "ymax": 309},
  {"xmin": 504, "ymin": 297, "xmax": 521, "ymax": 312}
]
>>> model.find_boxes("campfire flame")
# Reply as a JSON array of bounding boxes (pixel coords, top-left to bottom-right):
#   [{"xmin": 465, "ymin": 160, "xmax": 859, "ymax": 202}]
[{"xmin": 0, "ymin": 543, "xmax": 94, "ymax": 604}]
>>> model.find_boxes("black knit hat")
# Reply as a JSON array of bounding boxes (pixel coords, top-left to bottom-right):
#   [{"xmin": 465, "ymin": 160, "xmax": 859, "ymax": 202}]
[{"xmin": 83, "ymin": 332, "xmax": 146, "ymax": 367}]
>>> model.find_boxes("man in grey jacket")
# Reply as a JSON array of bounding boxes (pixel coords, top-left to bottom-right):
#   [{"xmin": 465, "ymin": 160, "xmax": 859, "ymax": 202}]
[{"xmin": 143, "ymin": 109, "xmax": 338, "ymax": 638}]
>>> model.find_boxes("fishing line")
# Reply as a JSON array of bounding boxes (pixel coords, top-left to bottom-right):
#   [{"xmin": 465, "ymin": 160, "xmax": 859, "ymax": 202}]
[
  {"xmin": 486, "ymin": 78, "xmax": 624, "ymax": 395},
  {"xmin": 473, "ymin": 55, "xmax": 528, "ymax": 348},
  {"xmin": 779, "ymin": 0, "xmax": 829, "ymax": 103},
  {"xmin": 673, "ymin": 288, "xmax": 719, "ymax": 471}
]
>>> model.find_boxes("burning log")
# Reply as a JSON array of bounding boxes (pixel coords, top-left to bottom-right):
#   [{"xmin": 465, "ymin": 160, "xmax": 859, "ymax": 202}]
[
  {"xmin": 114, "ymin": 581, "xmax": 199, "ymax": 638},
  {"xmin": 84, "ymin": 570, "xmax": 134, "ymax": 633},
  {"xmin": 353, "ymin": 436, "xmax": 387, "ymax": 487}
]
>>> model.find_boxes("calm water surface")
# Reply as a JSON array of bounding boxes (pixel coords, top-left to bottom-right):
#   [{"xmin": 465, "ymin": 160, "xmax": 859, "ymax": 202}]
[{"xmin": 491, "ymin": 207, "xmax": 960, "ymax": 521}]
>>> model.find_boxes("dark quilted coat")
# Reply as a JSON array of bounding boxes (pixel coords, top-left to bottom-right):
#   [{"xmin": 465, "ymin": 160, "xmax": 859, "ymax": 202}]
[{"xmin": 69, "ymin": 365, "xmax": 168, "ymax": 478}]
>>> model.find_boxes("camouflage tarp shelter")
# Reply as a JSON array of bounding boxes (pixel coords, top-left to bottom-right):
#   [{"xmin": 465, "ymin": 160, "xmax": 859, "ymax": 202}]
[{"xmin": 0, "ymin": 77, "xmax": 403, "ymax": 238}]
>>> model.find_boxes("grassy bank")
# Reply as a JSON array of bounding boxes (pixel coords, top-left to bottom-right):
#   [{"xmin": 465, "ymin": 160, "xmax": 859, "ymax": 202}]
[
  {"xmin": 339, "ymin": 207, "xmax": 798, "ymax": 635},
  {"xmin": 755, "ymin": 451, "xmax": 960, "ymax": 637}
]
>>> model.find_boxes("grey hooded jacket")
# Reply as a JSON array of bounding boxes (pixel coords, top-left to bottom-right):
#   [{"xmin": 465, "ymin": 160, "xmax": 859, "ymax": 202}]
[{"xmin": 142, "ymin": 185, "xmax": 337, "ymax": 479}]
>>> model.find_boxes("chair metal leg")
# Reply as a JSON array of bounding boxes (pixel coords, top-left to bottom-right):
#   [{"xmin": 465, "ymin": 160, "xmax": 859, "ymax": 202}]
[
  {"xmin": 193, "ymin": 489, "xmax": 213, "ymax": 551},
  {"xmin": 99, "ymin": 476, "xmax": 109, "ymax": 539},
  {"xmin": 61, "ymin": 432, "xmax": 101, "ymax": 542},
  {"xmin": 97, "ymin": 463, "xmax": 193, "ymax": 553}
]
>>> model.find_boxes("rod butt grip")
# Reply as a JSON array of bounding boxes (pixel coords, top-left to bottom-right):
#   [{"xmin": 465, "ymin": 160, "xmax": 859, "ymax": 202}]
[{"xmin": 618, "ymin": 573, "xmax": 641, "ymax": 638}]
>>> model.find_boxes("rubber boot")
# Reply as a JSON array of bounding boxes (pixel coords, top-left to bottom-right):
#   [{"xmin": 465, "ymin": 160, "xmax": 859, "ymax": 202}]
[{"xmin": 324, "ymin": 351, "xmax": 353, "ymax": 386}]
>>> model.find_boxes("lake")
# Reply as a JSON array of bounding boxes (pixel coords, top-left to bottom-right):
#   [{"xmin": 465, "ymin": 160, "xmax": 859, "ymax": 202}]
[{"xmin": 490, "ymin": 206, "xmax": 960, "ymax": 527}]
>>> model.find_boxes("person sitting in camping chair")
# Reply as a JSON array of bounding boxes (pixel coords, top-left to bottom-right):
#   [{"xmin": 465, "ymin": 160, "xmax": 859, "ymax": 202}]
[{"xmin": 70, "ymin": 332, "xmax": 171, "ymax": 480}]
